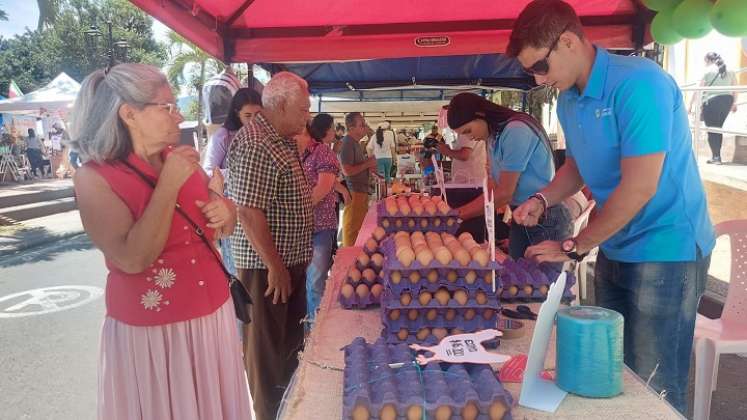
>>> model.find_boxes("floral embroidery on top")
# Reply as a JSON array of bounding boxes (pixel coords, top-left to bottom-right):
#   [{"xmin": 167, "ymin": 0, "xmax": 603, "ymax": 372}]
[
  {"xmin": 154, "ymin": 268, "xmax": 176, "ymax": 289},
  {"xmin": 141, "ymin": 289, "xmax": 163, "ymax": 311}
]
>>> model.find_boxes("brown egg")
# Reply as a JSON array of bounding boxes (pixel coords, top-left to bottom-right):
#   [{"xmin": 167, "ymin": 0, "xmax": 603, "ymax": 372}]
[
  {"xmin": 434, "ymin": 405, "xmax": 452, "ymax": 420},
  {"xmin": 418, "ymin": 291, "xmax": 433, "ymax": 306},
  {"xmin": 420, "ymin": 219, "xmax": 429, "ymax": 229},
  {"xmin": 462, "ymin": 402, "xmax": 479, "ymax": 420},
  {"xmin": 472, "ymin": 249, "xmax": 489, "ymax": 267},
  {"xmin": 445, "ymin": 309, "xmax": 457, "ymax": 321},
  {"xmin": 458, "ymin": 232, "xmax": 473, "ymax": 242},
  {"xmin": 406, "ymin": 405, "xmax": 423, "ymax": 420},
  {"xmin": 540, "ymin": 284, "xmax": 549, "ymax": 295},
  {"xmin": 396, "ymin": 247, "xmax": 415, "ymax": 267},
  {"xmin": 455, "ymin": 249, "xmax": 471, "ymax": 266},
  {"xmin": 416, "ymin": 249, "xmax": 434, "ymax": 266},
  {"xmin": 341, "ymin": 284, "xmax": 355, "ymax": 299},
  {"xmin": 485, "ymin": 273, "xmax": 494, "ymax": 285},
  {"xmin": 362, "ymin": 268, "xmax": 376, "ymax": 282},
  {"xmin": 489, "ymin": 401, "xmax": 507, "ymax": 420},
  {"xmin": 385, "ymin": 203, "xmax": 398, "ymax": 216},
  {"xmin": 365, "ymin": 238, "xmax": 378, "ymax": 253},
  {"xmin": 407, "ymin": 218, "xmax": 416, "ymax": 228},
  {"xmin": 508, "ymin": 285, "xmax": 518, "ymax": 296},
  {"xmin": 370, "ymin": 253, "xmax": 384, "ymax": 268},
  {"xmin": 380, "ymin": 404, "xmax": 397, "ymax": 420},
  {"xmin": 356, "ymin": 284, "xmax": 370, "ymax": 299},
  {"xmin": 446, "ymin": 270, "xmax": 458, "ymax": 283},
  {"xmin": 411, "ymin": 231, "xmax": 424, "ymax": 241},
  {"xmin": 434, "ymin": 247, "xmax": 453, "ymax": 265},
  {"xmin": 390, "ymin": 270, "xmax": 402, "ymax": 284},
  {"xmin": 397, "ymin": 328, "xmax": 409, "ymax": 341},
  {"xmin": 352, "ymin": 404, "xmax": 370, "ymax": 420},
  {"xmin": 427, "ymin": 270, "xmax": 439, "ymax": 283},
  {"xmin": 464, "ymin": 270, "xmax": 477, "ymax": 284},
  {"xmin": 476, "ymin": 291, "xmax": 488, "ymax": 305},
  {"xmin": 395, "ymin": 219, "xmax": 404, "ymax": 228},
  {"xmin": 349, "ymin": 268, "xmax": 362, "ymax": 284},
  {"xmin": 373, "ymin": 226, "xmax": 387, "ymax": 241},
  {"xmin": 451, "ymin": 328, "xmax": 464, "ymax": 335},
  {"xmin": 389, "ymin": 309, "xmax": 401, "ymax": 321},
  {"xmin": 446, "ymin": 217, "xmax": 456, "ymax": 226},
  {"xmin": 381, "ymin": 219, "xmax": 390, "ymax": 228},
  {"xmin": 426, "ymin": 308, "xmax": 438, "ymax": 321},
  {"xmin": 454, "ymin": 289, "xmax": 469, "ymax": 305},
  {"xmin": 400, "ymin": 204, "xmax": 411, "ymax": 216},
  {"xmin": 523, "ymin": 285, "xmax": 534, "ymax": 296},
  {"xmin": 424, "ymin": 202, "xmax": 437, "ymax": 215},
  {"xmin": 483, "ymin": 309, "xmax": 495, "ymax": 320},
  {"xmin": 435, "ymin": 288, "xmax": 450, "ymax": 305},
  {"xmin": 357, "ymin": 253, "xmax": 370, "ymax": 267},
  {"xmin": 400, "ymin": 292, "xmax": 413, "ymax": 306},
  {"xmin": 412, "ymin": 205, "xmax": 424, "ymax": 216},
  {"xmin": 437, "ymin": 202, "xmax": 451, "ymax": 215},
  {"xmin": 416, "ymin": 328, "xmax": 430, "ymax": 341},
  {"xmin": 408, "ymin": 309, "xmax": 419, "ymax": 321},
  {"xmin": 409, "ymin": 271, "xmax": 421, "ymax": 284},
  {"xmin": 433, "ymin": 218, "xmax": 442, "ymax": 227},
  {"xmin": 395, "ymin": 231, "xmax": 410, "ymax": 240},
  {"xmin": 371, "ymin": 284, "xmax": 383, "ymax": 298},
  {"xmin": 464, "ymin": 309, "xmax": 476, "ymax": 320},
  {"xmin": 432, "ymin": 327, "xmax": 448, "ymax": 341},
  {"xmin": 441, "ymin": 232, "xmax": 457, "ymax": 244}
]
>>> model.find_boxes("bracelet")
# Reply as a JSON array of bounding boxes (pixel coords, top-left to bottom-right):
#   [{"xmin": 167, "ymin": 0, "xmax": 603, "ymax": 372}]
[{"xmin": 529, "ymin": 192, "xmax": 548, "ymax": 212}]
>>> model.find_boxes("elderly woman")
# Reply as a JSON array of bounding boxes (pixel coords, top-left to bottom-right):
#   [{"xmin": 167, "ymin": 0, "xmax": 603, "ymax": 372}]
[
  {"xmin": 296, "ymin": 114, "xmax": 350, "ymax": 324},
  {"xmin": 69, "ymin": 63, "xmax": 251, "ymax": 420}
]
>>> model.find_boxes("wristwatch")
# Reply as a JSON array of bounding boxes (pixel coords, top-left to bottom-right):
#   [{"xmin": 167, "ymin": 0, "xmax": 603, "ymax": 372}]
[{"xmin": 561, "ymin": 238, "xmax": 588, "ymax": 262}]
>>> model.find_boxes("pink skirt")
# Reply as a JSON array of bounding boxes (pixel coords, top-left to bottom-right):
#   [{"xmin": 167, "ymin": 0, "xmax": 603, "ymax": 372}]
[{"xmin": 98, "ymin": 298, "xmax": 252, "ymax": 420}]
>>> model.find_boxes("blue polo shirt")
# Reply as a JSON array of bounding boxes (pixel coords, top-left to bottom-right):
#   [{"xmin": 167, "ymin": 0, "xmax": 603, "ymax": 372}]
[
  {"xmin": 557, "ymin": 47, "xmax": 715, "ymax": 262},
  {"xmin": 488, "ymin": 121, "xmax": 554, "ymax": 206}
]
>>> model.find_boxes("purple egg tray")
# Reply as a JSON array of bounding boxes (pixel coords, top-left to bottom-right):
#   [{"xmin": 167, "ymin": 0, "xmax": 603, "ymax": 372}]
[
  {"xmin": 382, "ymin": 306, "xmax": 499, "ymax": 334},
  {"xmin": 340, "ymin": 251, "xmax": 386, "ymax": 310},
  {"xmin": 380, "ymin": 326, "xmax": 501, "ymax": 347},
  {"xmin": 378, "ymin": 215, "xmax": 461, "ymax": 234},
  {"xmin": 383, "ymin": 266, "xmax": 500, "ymax": 295},
  {"xmin": 498, "ymin": 259, "xmax": 576, "ymax": 302},
  {"xmin": 380, "ymin": 238, "xmax": 499, "ymax": 272},
  {"xmin": 343, "ymin": 337, "xmax": 514, "ymax": 420}
]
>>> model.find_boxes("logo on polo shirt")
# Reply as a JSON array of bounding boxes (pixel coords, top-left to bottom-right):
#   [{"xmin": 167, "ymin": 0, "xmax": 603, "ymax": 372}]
[{"xmin": 595, "ymin": 108, "xmax": 613, "ymax": 118}]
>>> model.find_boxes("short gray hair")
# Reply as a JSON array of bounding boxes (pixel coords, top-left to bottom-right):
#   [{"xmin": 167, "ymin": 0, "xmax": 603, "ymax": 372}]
[
  {"xmin": 68, "ymin": 63, "xmax": 169, "ymax": 163},
  {"xmin": 261, "ymin": 71, "xmax": 308, "ymax": 110}
]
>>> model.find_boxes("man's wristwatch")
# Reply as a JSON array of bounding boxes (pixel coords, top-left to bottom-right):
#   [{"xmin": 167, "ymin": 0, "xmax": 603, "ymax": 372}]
[{"xmin": 561, "ymin": 238, "xmax": 588, "ymax": 262}]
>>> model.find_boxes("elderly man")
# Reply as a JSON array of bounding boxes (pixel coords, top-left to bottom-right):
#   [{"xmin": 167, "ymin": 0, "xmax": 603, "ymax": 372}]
[
  {"xmin": 339, "ymin": 112, "xmax": 377, "ymax": 246},
  {"xmin": 228, "ymin": 71, "xmax": 313, "ymax": 420}
]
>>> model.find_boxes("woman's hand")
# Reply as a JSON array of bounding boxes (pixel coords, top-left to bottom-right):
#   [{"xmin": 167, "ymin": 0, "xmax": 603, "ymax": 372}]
[
  {"xmin": 512, "ymin": 197, "xmax": 544, "ymax": 227},
  {"xmin": 197, "ymin": 196, "xmax": 236, "ymax": 238},
  {"xmin": 160, "ymin": 146, "xmax": 200, "ymax": 194},
  {"xmin": 341, "ymin": 188, "xmax": 351, "ymax": 205}
]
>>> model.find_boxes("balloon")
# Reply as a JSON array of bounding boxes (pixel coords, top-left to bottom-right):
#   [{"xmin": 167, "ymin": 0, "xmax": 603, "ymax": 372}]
[
  {"xmin": 641, "ymin": 0, "xmax": 683, "ymax": 12},
  {"xmin": 651, "ymin": 9, "xmax": 684, "ymax": 45},
  {"xmin": 672, "ymin": 0, "xmax": 714, "ymax": 39},
  {"xmin": 709, "ymin": 0, "xmax": 747, "ymax": 37}
]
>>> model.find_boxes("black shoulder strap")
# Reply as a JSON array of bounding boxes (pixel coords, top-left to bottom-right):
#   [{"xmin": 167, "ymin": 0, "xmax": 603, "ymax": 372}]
[{"xmin": 119, "ymin": 160, "xmax": 234, "ymax": 281}]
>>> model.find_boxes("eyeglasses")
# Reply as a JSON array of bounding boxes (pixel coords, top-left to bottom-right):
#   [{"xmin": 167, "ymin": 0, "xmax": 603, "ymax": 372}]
[
  {"xmin": 523, "ymin": 25, "xmax": 570, "ymax": 76},
  {"xmin": 144, "ymin": 102, "xmax": 181, "ymax": 116}
]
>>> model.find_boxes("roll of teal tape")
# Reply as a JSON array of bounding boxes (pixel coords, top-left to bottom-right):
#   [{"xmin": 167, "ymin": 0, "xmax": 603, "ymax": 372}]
[{"xmin": 556, "ymin": 306, "xmax": 624, "ymax": 398}]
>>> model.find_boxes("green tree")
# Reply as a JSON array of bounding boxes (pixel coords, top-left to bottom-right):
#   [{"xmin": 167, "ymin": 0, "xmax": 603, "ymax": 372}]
[
  {"xmin": 166, "ymin": 30, "xmax": 224, "ymax": 138},
  {"xmin": 0, "ymin": 9, "xmax": 8, "ymax": 21},
  {"xmin": 36, "ymin": 0, "xmax": 61, "ymax": 30},
  {"xmin": 0, "ymin": 0, "xmax": 167, "ymax": 94}
]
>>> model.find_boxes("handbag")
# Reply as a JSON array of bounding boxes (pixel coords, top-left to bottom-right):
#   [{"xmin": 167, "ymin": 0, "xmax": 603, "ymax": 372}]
[{"xmin": 121, "ymin": 160, "xmax": 252, "ymax": 323}]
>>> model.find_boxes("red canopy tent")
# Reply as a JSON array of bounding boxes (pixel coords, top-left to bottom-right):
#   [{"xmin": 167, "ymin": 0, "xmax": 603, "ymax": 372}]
[{"xmin": 129, "ymin": 0, "xmax": 653, "ymax": 63}]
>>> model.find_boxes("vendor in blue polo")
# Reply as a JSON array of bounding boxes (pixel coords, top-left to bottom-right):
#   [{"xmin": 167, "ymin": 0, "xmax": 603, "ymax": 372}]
[{"xmin": 506, "ymin": 0, "xmax": 714, "ymax": 414}]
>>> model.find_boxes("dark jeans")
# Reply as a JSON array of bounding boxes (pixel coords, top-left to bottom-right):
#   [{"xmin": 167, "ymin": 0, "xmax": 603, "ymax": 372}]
[
  {"xmin": 594, "ymin": 249, "xmax": 710, "ymax": 413},
  {"xmin": 26, "ymin": 148, "xmax": 45, "ymax": 176},
  {"xmin": 508, "ymin": 203, "xmax": 573, "ymax": 260},
  {"xmin": 702, "ymin": 94, "xmax": 734, "ymax": 159}
]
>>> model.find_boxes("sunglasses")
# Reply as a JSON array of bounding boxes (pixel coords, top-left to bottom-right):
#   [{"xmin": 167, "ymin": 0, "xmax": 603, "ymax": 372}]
[{"xmin": 523, "ymin": 25, "xmax": 570, "ymax": 76}]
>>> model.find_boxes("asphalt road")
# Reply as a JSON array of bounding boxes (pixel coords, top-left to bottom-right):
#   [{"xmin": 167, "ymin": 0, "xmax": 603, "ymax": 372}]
[{"xmin": 0, "ymin": 234, "xmax": 103, "ymax": 420}]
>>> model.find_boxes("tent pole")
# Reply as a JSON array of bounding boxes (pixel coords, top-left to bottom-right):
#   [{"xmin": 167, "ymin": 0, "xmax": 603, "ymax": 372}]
[
  {"xmin": 318, "ymin": 94, "xmax": 323, "ymax": 113},
  {"xmin": 521, "ymin": 92, "xmax": 528, "ymax": 113}
]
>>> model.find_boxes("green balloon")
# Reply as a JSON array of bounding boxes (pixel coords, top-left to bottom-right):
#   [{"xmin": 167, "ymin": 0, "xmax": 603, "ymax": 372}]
[
  {"xmin": 672, "ymin": 0, "xmax": 714, "ymax": 39},
  {"xmin": 710, "ymin": 0, "xmax": 747, "ymax": 37},
  {"xmin": 641, "ymin": 0, "xmax": 683, "ymax": 12},
  {"xmin": 652, "ymin": 9, "xmax": 684, "ymax": 45}
]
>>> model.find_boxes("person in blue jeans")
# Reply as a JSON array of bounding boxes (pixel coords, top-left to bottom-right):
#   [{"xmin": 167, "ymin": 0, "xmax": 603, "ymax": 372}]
[
  {"xmin": 298, "ymin": 114, "xmax": 351, "ymax": 326},
  {"xmin": 507, "ymin": 1, "xmax": 715, "ymax": 413},
  {"xmin": 448, "ymin": 92, "xmax": 572, "ymax": 261}
]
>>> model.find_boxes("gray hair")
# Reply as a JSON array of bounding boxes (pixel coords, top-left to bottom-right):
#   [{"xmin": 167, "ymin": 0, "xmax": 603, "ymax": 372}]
[
  {"xmin": 68, "ymin": 63, "xmax": 169, "ymax": 163},
  {"xmin": 261, "ymin": 71, "xmax": 308, "ymax": 111}
]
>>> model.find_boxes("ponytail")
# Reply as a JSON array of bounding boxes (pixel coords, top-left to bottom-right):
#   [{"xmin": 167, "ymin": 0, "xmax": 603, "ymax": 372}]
[
  {"xmin": 376, "ymin": 127, "xmax": 384, "ymax": 147},
  {"xmin": 705, "ymin": 52, "xmax": 727, "ymax": 78}
]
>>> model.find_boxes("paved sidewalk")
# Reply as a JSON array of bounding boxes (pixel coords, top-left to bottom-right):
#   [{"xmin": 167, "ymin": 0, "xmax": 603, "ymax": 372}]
[{"xmin": 0, "ymin": 210, "xmax": 84, "ymax": 257}]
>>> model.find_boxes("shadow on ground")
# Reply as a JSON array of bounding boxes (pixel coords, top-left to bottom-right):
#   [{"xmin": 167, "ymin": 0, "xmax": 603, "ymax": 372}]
[{"xmin": 0, "ymin": 233, "xmax": 94, "ymax": 268}]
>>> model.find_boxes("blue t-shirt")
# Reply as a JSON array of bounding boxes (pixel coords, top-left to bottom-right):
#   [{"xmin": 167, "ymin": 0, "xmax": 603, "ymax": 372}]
[
  {"xmin": 557, "ymin": 47, "xmax": 715, "ymax": 262},
  {"xmin": 488, "ymin": 121, "xmax": 554, "ymax": 206}
]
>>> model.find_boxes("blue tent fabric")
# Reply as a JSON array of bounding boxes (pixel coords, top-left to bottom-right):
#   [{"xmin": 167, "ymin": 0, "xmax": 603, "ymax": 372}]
[{"xmin": 263, "ymin": 53, "xmax": 535, "ymax": 94}]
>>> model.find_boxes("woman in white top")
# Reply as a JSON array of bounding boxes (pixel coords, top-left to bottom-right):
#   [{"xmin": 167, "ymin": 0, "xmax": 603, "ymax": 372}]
[{"xmin": 367, "ymin": 123, "xmax": 396, "ymax": 183}]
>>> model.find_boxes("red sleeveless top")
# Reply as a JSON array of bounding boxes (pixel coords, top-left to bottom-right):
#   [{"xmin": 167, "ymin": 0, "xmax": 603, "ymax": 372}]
[{"xmin": 86, "ymin": 153, "xmax": 229, "ymax": 326}]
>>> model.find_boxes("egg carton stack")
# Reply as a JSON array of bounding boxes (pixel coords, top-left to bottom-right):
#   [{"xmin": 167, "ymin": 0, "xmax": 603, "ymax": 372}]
[
  {"xmin": 380, "ymin": 231, "xmax": 502, "ymax": 345},
  {"xmin": 498, "ymin": 258, "xmax": 576, "ymax": 302},
  {"xmin": 339, "ymin": 227, "xmax": 390, "ymax": 309},
  {"xmin": 378, "ymin": 194, "xmax": 460, "ymax": 234},
  {"xmin": 343, "ymin": 337, "xmax": 514, "ymax": 420}
]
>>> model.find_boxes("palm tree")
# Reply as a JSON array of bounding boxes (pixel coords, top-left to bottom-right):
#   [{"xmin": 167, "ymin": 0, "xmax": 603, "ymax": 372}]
[
  {"xmin": 36, "ymin": 0, "xmax": 60, "ymax": 30},
  {"xmin": 166, "ymin": 31, "xmax": 224, "ymax": 143},
  {"xmin": 0, "ymin": 9, "xmax": 8, "ymax": 21}
]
